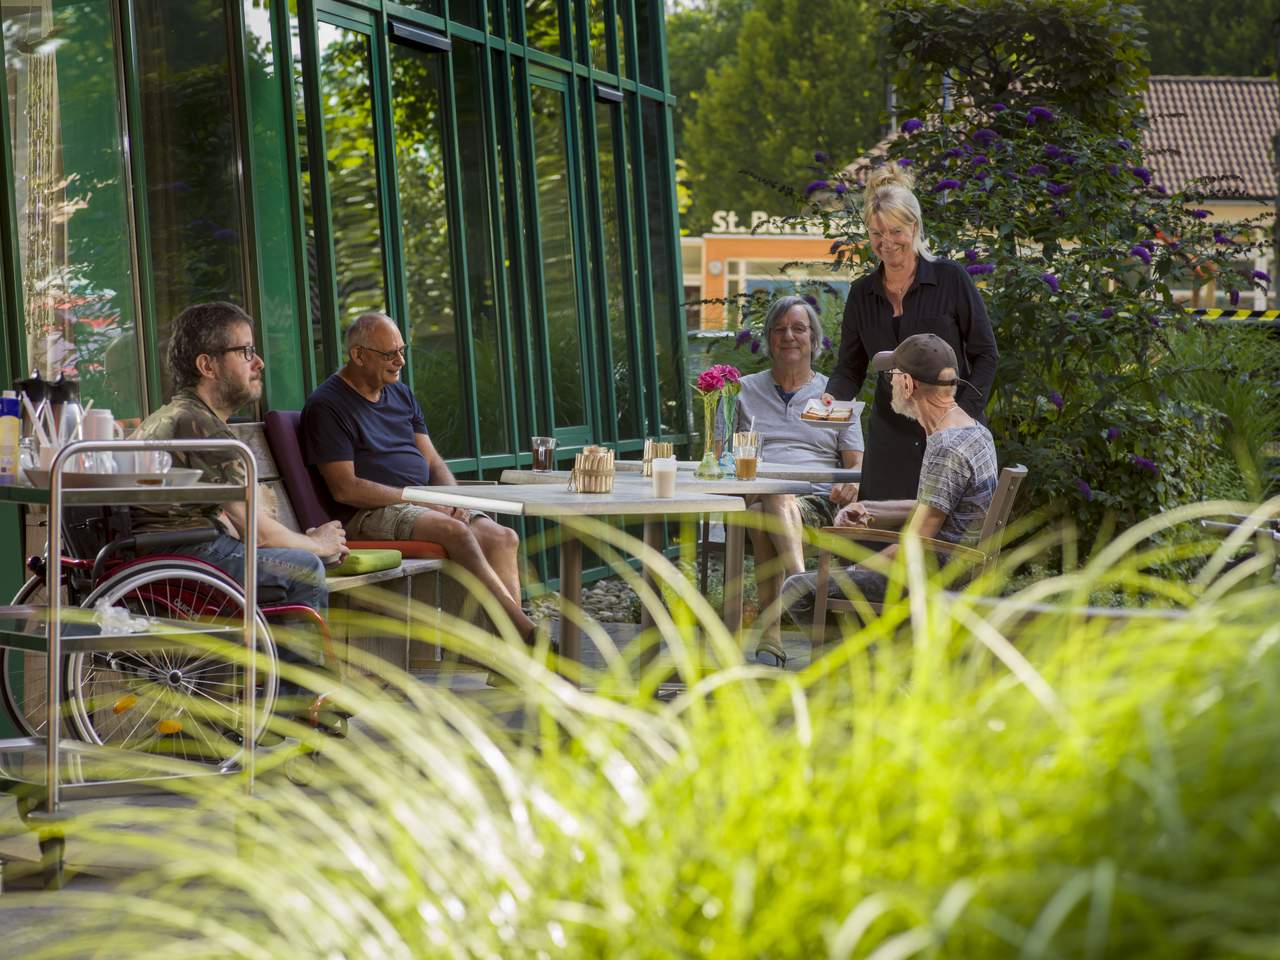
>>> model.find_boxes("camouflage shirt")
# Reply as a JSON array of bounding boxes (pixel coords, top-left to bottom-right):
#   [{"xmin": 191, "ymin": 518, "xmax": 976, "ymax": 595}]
[{"xmin": 129, "ymin": 389, "xmax": 245, "ymax": 533}]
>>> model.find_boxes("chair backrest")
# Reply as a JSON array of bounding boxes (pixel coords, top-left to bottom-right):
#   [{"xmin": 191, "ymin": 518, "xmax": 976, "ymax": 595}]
[
  {"xmin": 975, "ymin": 464, "xmax": 1027, "ymax": 567},
  {"xmin": 262, "ymin": 410, "xmax": 348, "ymax": 531}
]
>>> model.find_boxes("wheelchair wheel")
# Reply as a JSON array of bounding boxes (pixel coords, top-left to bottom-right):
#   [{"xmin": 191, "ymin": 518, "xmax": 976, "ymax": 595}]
[
  {"xmin": 1, "ymin": 576, "xmax": 62, "ymax": 738},
  {"xmin": 64, "ymin": 560, "xmax": 279, "ymax": 764}
]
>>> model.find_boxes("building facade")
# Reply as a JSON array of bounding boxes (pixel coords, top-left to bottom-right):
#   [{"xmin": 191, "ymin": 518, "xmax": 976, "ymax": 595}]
[{"xmin": 1, "ymin": 0, "xmax": 689, "ymax": 464}]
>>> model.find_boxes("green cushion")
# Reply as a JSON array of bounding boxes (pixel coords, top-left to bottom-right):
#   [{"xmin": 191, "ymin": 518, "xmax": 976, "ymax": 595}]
[{"xmin": 325, "ymin": 548, "xmax": 402, "ymax": 577}]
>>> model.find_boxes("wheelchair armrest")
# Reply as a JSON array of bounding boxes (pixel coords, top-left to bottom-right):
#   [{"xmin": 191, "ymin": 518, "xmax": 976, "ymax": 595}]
[{"xmin": 93, "ymin": 527, "xmax": 222, "ymax": 582}]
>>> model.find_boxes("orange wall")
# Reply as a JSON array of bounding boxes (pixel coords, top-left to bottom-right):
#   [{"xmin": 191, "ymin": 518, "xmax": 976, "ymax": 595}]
[{"xmin": 699, "ymin": 235, "xmax": 839, "ymax": 328}]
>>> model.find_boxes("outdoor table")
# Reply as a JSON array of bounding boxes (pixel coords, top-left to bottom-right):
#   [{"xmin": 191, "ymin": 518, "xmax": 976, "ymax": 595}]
[
  {"xmin": 498, "ymin": 468, "xmax": 812, "ymax": 496},
  {"xmin": 401, "ymin": 483, "xmax": 748, "ymax": 669},
  {"xmin": 613, "ymin": 459, "xmax": 862, "ymax": 484}
]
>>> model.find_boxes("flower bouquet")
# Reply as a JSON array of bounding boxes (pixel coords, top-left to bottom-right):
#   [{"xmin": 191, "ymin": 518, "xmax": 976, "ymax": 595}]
[{"xmin": 692, "ymin": 364, "xmax": 741, "ymax": 479}]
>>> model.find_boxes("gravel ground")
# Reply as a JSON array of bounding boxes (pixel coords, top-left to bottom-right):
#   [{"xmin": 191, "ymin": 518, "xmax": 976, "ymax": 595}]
[{"xmin": 528, "ymin": 557, "xmax": 762, "ymax": 626}]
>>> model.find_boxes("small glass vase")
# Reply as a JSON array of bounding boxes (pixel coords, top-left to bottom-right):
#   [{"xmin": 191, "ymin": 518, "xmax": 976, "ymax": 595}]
[
  {"xmin": 717, "ymin": 393, "xmax": 736, "ymax": 474},
  {"xmin": 694, "ymin": 394, "xmax": 724, "ymax": 479}
]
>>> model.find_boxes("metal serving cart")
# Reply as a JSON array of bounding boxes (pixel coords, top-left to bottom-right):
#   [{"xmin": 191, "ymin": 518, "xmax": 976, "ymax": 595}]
[{"xmin": 0, "ymin": 438, "xmax": 259, "ymax": 885}]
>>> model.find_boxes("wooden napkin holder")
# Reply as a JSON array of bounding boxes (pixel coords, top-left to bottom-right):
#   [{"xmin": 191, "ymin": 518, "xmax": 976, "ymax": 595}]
[
  {"xmin": 569, "ymin": 445, "xmax": 615, "ymax": 493},
  {"xmin": 641, "ymin": 440, "xmax": 673, "ymax": 477}
]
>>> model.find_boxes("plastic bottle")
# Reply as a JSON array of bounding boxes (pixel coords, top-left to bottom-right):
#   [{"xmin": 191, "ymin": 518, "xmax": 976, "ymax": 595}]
[{"xmin": 0, "ymin": 390, "xmax": 21, "ymax": 484}]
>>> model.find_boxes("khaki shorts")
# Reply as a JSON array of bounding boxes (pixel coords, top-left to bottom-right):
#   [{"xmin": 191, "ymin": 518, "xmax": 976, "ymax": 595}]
[
  {"xmin": 795, "ymin": 494, "xmax": 839, "ymax": 529},
  {"xmin": 346, "ymin": 502, "xmax": 490, "ymax": 541}
]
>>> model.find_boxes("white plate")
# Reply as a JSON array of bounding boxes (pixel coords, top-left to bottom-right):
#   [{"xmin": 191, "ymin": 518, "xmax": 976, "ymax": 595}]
[{"xmin": 799, "ymin": 399, "xmax": 864, "ymax": 429}]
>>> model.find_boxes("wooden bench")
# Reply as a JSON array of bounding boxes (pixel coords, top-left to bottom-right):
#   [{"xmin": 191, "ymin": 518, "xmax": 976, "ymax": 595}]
[{"xmin": 228, "ymin": 423, "xmax": 448, "ymax": 675}]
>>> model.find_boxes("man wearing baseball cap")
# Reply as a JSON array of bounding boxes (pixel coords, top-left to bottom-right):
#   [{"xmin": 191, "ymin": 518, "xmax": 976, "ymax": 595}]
[{"xmin": 781, "ymin": 333, "xmax": 998, "ymax": 629}]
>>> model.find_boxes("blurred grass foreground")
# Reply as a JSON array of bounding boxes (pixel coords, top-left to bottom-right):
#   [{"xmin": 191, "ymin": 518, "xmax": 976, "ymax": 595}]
[{"xmin": 4, "ymin": 499, "xmax": 1280, "ymax": 958}]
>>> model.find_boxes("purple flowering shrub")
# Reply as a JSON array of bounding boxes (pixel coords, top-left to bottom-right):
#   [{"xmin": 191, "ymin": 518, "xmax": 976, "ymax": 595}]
[{"xmin": 797, "ymin": 0, "xmax": 1271, "ymax": 540}]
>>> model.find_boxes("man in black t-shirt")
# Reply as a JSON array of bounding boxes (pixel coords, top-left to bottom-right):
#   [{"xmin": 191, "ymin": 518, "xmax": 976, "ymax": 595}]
[{"xmin": 302, "ymin": 313, "xmax": 535, "ymax": 642}]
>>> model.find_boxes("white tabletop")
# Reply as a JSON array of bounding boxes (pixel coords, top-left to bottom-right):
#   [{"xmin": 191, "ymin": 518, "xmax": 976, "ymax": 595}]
[
  {"xmin": 499, "ymin": 469, "xmax": 811, "ymax": 496},
  {"xmin": 613, "ymin": 460, "xmax": 862, "ymax": 484},
  {"xmin": 402, "ymin": 483, "xmax": 746, "ymax": 517}
]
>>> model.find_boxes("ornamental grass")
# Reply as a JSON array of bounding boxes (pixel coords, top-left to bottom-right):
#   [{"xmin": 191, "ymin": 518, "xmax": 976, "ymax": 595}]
[{"xmin": 3, "ymin": 500, "xmax": 1279, "ymax": 958}]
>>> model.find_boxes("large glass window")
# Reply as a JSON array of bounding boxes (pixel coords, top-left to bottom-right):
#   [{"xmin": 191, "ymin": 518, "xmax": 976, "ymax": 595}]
[
  {"xmin": 455, "ymin": 43, "xmax": 511, "ymax": 456},
  {"xmin": 3, "ymin": 0, "xmax": 142, "ymax": 418},
  {"xmin": 314, "ymin": 22, "xmax": 388, "ymax": 344},
  {"xmin": 529, "ymin": 82, "xmax": 585, "ymax": 431},
  {"xmin": 594, "ymin": 100, "xmax": 637, "ymax": 437},
  {"xmin": 523, "ymin": 0, "xmax": 559, "ymax": 54},
  {"xmin": 634, "ymin": 0, "xmax": 661, "ymax": 88},
  {"xmin": 641, "ymin": 98, "xmax": 683, "ymax": 434},
  {"xmin": 388, "ymin": 40, "xmax": 470, "ymax": 459},
  {"xmin": 450, "ymin": 0, "xmax": 483, "ymax": 28},
  {"xmin": 134, "ymin": 0, "xmax": 248, "ymax": 396},
  {"xmin": 587, "ymin": 0, "xmax": 608, "ymax": 71}
]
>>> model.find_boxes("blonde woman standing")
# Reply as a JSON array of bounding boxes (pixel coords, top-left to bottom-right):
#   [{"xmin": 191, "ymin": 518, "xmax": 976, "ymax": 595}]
[{"xmin": 822, "ymin": 165, "xmax": 998, "ymax": 500}]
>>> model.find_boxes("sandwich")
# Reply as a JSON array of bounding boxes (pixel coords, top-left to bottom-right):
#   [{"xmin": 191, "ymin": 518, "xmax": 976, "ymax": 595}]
[{"xmin": 800, "ymin": 399, "xmax": 857, "ymax": 421}]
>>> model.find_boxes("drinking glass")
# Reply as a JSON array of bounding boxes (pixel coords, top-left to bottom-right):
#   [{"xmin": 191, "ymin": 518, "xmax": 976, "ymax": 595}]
[
  {"xmin": 531, "ymin": 436, "xmax": 557, "ymax": 472},
  {"xmin": 734, "ymin": 444, "xmax": 758, "ymax": 480}
]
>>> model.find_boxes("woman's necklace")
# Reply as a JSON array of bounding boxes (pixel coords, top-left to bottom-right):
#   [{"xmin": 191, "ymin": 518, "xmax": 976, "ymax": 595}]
[{"xmin": 884, "ymin": 266, "xmax": 916, "ymax": 302}]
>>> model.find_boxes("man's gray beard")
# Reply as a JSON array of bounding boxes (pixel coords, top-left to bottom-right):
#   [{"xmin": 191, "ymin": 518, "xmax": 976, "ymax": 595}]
[{"xmin": 890, "ymin": 385, "xmax": 914, "ymax": 420}]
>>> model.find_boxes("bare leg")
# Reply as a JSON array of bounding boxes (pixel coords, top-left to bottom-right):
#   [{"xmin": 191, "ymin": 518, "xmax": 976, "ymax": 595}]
[
  {"xmin": 411, "ymin": 512, "xmax": 535, "ymax": 637},
  {"xmin": 747, "ymin": 495, "xmax": 804, "ymax": 651},
  {"xmin": 470, "ymin": 517, "xmax": 523, "ymax": 603}
]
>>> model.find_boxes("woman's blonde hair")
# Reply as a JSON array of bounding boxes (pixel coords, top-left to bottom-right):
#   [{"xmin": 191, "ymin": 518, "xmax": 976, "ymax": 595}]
[{"xmin": 862, "ymin": 164, "xmax": 934, "ymax": 262}]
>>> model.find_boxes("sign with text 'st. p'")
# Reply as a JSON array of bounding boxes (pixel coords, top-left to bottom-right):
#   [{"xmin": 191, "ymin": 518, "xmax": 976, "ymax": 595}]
[{"xmin": 709, "ymin": 210, "xmax": 820, "ymax": 235}]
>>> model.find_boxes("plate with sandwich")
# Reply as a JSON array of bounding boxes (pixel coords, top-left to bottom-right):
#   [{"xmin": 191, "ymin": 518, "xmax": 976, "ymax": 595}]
[{"xmin": 799, "ymin": 399, "xmax": 864, "ymax": 429}]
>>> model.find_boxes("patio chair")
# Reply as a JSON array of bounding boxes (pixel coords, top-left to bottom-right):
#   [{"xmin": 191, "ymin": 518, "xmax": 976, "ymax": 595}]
[{"xmin": 810, "ymin": 464, "xmax": 1027, "ymax": 653}]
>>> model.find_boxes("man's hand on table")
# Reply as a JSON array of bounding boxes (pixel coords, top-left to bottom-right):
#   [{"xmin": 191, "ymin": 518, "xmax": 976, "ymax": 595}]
[
  {"xmin": 829, "ymin": 482, "xmax": 860, "ymax": 505},
  {"xmin": 305, "ymin": 520, "xmax": 349, "ymax": 561}
]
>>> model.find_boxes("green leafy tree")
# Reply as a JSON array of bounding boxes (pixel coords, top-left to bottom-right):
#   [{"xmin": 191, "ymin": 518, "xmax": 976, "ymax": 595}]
[
  {"xmin": 811, "ymin": 0, "xmax": 1272, "ymax": 543},
  {"xmin": 680, "ymin": 0, "xmax": 885, "ymax": 234},
  {"xmin": 1136, "ymin": 0, "xmax": 1280, "ymax": 76},
  {"xmin": 665, "ymin": 0, "xmax": 752, "ymax": 156}
]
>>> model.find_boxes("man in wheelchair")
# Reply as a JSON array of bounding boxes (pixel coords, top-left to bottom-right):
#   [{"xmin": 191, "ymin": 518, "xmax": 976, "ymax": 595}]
[{"xmin": 130, "ymin": 302, "xmax": 349, "ymax": 714}]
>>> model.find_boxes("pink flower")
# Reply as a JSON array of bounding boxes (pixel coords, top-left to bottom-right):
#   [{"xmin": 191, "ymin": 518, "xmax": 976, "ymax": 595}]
[
  {"xmin": 694, "ymin": 369, "xmax": 725, "ymax": 394},
  {"xmin": 714, "ymin": 363, "xmax": 742, "ymax": 384}
]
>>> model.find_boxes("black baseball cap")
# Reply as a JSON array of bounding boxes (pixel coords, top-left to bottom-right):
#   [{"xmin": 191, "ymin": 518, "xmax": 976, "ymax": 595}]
[{"xmin": 870, "ymin": 333, "xmax": 982, "ymax": 396}]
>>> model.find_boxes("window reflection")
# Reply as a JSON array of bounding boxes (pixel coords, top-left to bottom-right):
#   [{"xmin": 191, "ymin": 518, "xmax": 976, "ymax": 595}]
[
  {"xmin": 523, "ymin": 0, "xmax": 559, "ymax": 54},
  {"xmin": 3, "ymin": 0, "xmax": 143, "ymax": 419},
  {"xmin": 134, "ymin": 0, "xmax": 248, "ymax": 398},
  {"xmin": 455, "ymin": 43, "xmax": 511, "ymax": 455},
  {"xmin": 595, "ymin": 101, "xmax": 636, "ymax": 437},
  {"xmin": 641, "ymin": 98, "xmax": 683, "ymax": 434},
  {"xmin": 389, "ymin": 41, "xmax": 471, "ymax": 459},
  {"xmin": 288, "ymin": 11, "xmax": 326, "ymax": 375},
  {"xmin": 634, "ymin": 0, "xmax": 659, "ymax": 87},
  {"xmin": 315, "ymin": 23, "xmax": 388, "ymax": 339},
  {"xmin": 587, "ymin": 0, "xmax": 608, "ymax": 70},
  {"xmin": 530, "ymin": 83, "xmax": 585, "ymax": 430}
]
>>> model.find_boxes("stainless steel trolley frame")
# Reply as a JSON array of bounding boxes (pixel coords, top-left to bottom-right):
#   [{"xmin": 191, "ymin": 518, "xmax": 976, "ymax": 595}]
[{"xmin": 0, "ymin": 438, "xmax": 259, "ymax": 814}]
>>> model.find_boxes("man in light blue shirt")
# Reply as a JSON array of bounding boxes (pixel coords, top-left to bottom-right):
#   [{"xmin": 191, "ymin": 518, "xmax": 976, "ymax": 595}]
[{"xmin": 729, "ymin": 296, "xmax": 864, "ymax": 665}]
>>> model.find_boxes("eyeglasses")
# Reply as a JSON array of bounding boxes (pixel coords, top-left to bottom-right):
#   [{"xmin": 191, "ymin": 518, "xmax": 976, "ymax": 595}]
[
  {"xmin": 359, "ymin": 345, "xmax": 407, "ymax": 361},
  {"xmin": 868, "ymin": 226, "xmax": 911, "ymax": 243},
  {"xmin": 218, "ymin": 344, "xmax": 259, "ymax": 362},
  {"xmin": 770, "ymin": 324, "xmax": 812, "ymax": 338},
  {"xmin": 878, "ymin": 368, "xmax": 905, "ymax": 381}
]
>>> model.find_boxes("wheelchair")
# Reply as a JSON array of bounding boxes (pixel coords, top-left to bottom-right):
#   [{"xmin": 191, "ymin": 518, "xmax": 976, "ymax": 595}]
[{"xmin": 1, "ymin": 506, "xmax": 344, "ymax": 767}]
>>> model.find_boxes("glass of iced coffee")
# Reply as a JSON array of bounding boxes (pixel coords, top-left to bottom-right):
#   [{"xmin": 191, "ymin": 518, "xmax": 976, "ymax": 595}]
[{"xmin": 734, "ymin": 443, "xmax": 758, "ymax": 480}]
